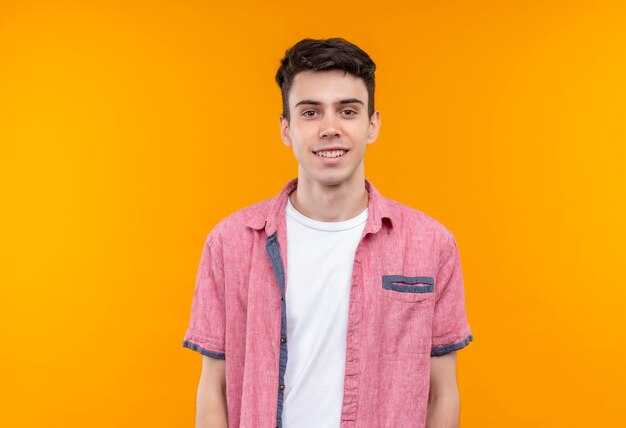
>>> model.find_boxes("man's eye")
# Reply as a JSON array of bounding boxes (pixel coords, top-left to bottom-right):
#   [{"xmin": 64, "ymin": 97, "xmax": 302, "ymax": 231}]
[
  {"xmin": 341, "ymin": 109, "xmax": 357, "ymax": 116},
  {"xmin": 302, "ymin": 110, "xmax": 318, "ymax": 117}
]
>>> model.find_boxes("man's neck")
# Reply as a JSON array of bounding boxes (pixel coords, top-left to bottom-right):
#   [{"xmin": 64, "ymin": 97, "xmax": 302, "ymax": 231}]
[{"xmin": 289, "ymin": 175, "xmax": 368, "ymax": 222}]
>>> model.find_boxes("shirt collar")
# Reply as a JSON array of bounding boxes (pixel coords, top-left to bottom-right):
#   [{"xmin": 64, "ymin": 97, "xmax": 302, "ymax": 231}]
[{"xmin": 246, "ymin": 178, "xmax": 394, "ymax": 236}]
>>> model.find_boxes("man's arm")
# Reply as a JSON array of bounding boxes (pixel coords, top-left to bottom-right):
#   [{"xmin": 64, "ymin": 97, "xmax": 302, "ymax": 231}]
[
  {"xmin": 425, "ymin": 351, "xmax": 460, "ymax": 428},
  {"xmin": 195, "ymin": 355, "xmax": 227, "ymax": 428}
]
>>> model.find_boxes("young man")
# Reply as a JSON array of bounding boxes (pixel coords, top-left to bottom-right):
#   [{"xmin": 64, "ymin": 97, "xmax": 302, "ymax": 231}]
[{"xmin": 183, "ymin": 38, "xmax": 473, "ymax": 428}]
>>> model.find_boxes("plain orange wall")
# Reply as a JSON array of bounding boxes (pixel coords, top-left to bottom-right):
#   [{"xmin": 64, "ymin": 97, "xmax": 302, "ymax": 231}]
[{"xmin": 1, "ymin": 0, "xmax": 625, "ymax": 426}]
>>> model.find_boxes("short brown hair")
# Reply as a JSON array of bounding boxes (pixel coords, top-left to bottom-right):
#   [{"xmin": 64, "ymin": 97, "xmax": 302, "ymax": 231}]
[{"xmin": 275, "ymin": 38, "xmax": 376, "ymax": 120}]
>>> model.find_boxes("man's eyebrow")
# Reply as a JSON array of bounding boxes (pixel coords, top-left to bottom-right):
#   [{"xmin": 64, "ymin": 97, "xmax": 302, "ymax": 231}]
[
  {"xmin": 337, "ymin": 98, "xmax": 364, "ymax": 105},
  {"xmin": 294, "ymin": 98, "xmax": 365, "ymax": 107},
  {"xmin": 294, "ymin": 99, "xmax": 322, "ymax": 107}
]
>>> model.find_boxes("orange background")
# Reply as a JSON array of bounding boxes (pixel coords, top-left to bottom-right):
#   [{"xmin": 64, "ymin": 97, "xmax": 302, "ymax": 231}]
[{"xmin": 1, "ymin": 1, "xmax": 625, "ymax": 426}]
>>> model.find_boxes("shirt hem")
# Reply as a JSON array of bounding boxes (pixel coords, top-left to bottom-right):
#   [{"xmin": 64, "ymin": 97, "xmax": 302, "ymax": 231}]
[
  {"xmin": 182, "ymin": 340, "xmax": 225, "ymax": 360},
  {"xmin": 430, "ymin": 334, "xmax": 473, "ymax": 356}
]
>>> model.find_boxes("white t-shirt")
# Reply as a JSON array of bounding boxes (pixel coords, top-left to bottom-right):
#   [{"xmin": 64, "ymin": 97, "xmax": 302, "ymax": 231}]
[{"xmin": 282, "ymin": 197, "xmax": 368, "ymax": 427}]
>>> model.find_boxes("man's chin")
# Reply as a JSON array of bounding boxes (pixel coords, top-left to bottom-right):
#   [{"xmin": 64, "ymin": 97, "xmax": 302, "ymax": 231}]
[
  {"xmin": 313, "ymin": 175, "xmax": 351, "ymax": 188},
  {"xmin": 298, "ymin": 167, "xmax": 359, "ymax": 188}
]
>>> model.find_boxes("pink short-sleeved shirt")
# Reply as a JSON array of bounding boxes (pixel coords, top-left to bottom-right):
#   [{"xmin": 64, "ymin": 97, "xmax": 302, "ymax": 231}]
[{"xmin": 183, "ymin": 179, "xmax": 473, "ymax": 427}]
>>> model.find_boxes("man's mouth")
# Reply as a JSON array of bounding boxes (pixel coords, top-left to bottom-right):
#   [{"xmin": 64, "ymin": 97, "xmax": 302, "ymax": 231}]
[{"xmin": 314, "ymin": 150, "xmax": 347, "ymax": 158}]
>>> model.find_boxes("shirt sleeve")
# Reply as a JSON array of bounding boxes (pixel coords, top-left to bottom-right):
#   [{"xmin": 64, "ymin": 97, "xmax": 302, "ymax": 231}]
[
  {"xmin": 431, "ymin": 232, "xmax": 473, "ymax": 356},
  {"xmin": 182, "ymin": 232, "xmax": 226, "ymax": 360}
]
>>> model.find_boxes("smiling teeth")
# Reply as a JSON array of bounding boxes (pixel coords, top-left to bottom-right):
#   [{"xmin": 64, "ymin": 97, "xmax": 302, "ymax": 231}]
[{"xmin": 316, "ymin": 150, "xmax": 346, "ymax": 158}]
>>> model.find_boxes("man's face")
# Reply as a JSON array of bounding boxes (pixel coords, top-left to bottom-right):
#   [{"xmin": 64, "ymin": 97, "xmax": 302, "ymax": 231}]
[{"xmin": 280, "ymin": 70, "xmax": 380, "ymax": 188}]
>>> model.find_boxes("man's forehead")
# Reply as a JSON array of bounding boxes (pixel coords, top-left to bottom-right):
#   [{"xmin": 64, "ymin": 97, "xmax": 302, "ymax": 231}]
[{"xmin": 288, "ymin": 70, "xmax": 368, "ymax": 104}]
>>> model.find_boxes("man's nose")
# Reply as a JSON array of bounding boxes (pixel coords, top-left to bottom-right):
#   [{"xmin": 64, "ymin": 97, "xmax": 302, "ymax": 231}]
[{"xmin": 319, "ymin": 114, "xmax": 341, "ymax": 138}]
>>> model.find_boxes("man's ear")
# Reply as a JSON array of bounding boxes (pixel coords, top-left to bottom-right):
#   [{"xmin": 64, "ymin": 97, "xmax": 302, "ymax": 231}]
[
  {"xmin": 367, "ymin": 111, "xmax": 381, "ymax": 145},
  {"xmin": 280, "ymin": 115, "xmax": 292, "ymax": 147}
]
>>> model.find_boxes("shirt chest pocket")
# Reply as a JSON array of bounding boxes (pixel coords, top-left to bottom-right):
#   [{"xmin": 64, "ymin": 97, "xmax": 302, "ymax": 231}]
[{"xmin": 382, "ymin": 275, "xmax": 435, "ymax": 303}]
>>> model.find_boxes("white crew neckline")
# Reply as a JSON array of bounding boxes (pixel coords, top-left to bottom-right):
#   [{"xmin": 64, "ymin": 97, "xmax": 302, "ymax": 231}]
[{"xmin": 286, "ymin": 197, "xmax": 368, "ymax": 232}]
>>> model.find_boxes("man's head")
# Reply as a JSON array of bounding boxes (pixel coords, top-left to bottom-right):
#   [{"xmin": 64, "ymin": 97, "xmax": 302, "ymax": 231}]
[
  {"xmin": 275, "ymin": 38, "xmax": 376, "ymax": 120},
  {"xmin": 276, "ymin": 38, "xmax": 381, "ymax": 189}
]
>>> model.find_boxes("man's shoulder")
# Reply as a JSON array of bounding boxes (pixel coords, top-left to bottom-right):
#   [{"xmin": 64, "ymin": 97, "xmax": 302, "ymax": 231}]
[
  {"xmin": 380, "ymin": 194, "xmax": 456, "ymax": 242},
  {"xmin": 207, "ymin": 196, "xmax": 275, "ymax": 239}
]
